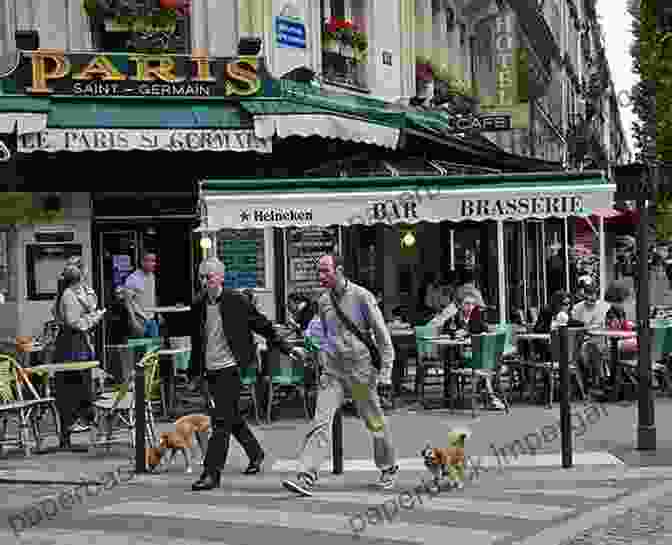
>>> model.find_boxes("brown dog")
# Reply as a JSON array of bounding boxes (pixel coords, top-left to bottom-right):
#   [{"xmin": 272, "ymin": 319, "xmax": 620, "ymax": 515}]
[{"xmin": 146, "ymin": 414, "xmax": 210, "ymax": 473}]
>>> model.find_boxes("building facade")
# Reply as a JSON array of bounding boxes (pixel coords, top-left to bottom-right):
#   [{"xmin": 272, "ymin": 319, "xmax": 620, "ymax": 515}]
[{"xmin": 0, "ymin": 0, "xmax": 628, "ymax": 346}]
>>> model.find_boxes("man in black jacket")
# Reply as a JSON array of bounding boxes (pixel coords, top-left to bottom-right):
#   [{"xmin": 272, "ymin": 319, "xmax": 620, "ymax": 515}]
[{"xmin": 189, "ymin": 257, "xmax": 301, "ymax": 491}]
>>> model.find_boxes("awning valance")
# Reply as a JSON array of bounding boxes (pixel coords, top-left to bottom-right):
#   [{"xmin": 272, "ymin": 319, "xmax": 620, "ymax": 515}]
[
  {"xmin": 200, "ymin": 170, "xmax": 614, "ymax": 230},
  {"xmin": 0, "ymin": 96, "xmax": 50, "ymax": 134}
]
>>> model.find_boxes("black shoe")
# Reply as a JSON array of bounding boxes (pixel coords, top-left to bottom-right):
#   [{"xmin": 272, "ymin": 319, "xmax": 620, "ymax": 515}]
[
  {"xmin": 244, "ymin": 452, "xmax": 265, "ymax": 475},
  {"xmin": 191, "ymin": 470, "xmax": 221, "ymax": 491}
]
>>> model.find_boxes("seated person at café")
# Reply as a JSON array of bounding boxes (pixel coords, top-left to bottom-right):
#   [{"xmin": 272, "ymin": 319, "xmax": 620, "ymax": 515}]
[
  {"xmin": 454, "ymin": 271, "xmax": 485, "ymax": 309},
  {"xmin": 447, "ymin": 293, "xmax": 505, "ymax": 410},
  {"xmin": 571, "ymin": 284, "xmax": 610, "ymax": 386},
  {"xmin": 604, "ymin": 283, "xmax": 637, "ymax": 357},
  {"xmin": 530, "ymin": 290, "xmax": 572, "ymax": 360}
]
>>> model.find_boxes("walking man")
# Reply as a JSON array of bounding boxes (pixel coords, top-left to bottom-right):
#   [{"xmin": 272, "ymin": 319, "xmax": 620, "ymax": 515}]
[
  {"xmin": 282, "ymin": 254, "xmax": 397, "ymax": 496},
  {"xmin": 190, "ymin": 257, "xmax": 302, "ymax": 491},
  {"xmin": 124, "ymin": 251, "xmax": 160, "ymax": 337}
]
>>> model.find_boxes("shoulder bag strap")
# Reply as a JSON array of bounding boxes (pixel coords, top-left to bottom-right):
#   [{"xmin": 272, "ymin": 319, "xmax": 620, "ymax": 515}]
[{"xmin": 328, "ymin": 290, "xmax": 378, "ymax": 356}]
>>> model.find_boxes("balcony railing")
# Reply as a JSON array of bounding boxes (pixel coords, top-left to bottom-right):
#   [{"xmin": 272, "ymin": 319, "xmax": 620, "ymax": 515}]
[{"xmin": 322, "ymin": 50, "xmax": 368, "ymax": 90}]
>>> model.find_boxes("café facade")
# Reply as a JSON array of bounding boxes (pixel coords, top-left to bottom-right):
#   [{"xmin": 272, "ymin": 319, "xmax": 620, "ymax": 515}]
[{"xmin": 0, "ymin": 49, "xmax": 616, "ymax": 359}]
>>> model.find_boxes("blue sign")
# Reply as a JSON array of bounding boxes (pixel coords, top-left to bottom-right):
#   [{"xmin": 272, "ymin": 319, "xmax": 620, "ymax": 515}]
[{"xmin": 275, "ymin": 16, "xmax": 306, "ymax": 49}]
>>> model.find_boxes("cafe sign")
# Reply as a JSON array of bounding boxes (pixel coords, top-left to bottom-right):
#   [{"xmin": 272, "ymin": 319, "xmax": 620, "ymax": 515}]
[
  {"xmin": 17, "ymin": 129, "xmax": 272, "ymax": 153},
  {"xmin": 4, "ymin": 50, "xmax": 269, "ymax": 98},
  {"xmin": 460, "ymin": 195, "xmax": 584, "ymax": 219}
]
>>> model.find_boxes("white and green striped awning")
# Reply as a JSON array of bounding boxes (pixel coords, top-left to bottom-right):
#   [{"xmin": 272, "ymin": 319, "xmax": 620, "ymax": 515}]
[{"xmin": 199, "ymin": 170, "xmax": 615, "ymax": 230}]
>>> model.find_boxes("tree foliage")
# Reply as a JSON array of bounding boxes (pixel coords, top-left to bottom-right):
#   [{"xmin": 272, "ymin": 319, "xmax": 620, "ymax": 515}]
[{"xmin": 629, "ymin": 0, "xmax": 672, "ymax": 241}]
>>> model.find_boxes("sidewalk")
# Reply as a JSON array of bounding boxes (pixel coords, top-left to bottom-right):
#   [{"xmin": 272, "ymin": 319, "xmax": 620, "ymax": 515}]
[{"xmin": 4, "ymin": 399, "xmax": 672, "ymax": 485}]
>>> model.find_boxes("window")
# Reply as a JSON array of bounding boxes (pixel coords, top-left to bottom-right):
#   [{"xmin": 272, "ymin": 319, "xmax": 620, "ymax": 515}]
[
  {"xmin": 320, "ymin": 0, "xmax": 369, "ymax": 90},
  {"xmin": 88, "ymin": 6, "xmax": 191, "ymax": 54},
  {"xmin": 26, "ymin": 244, "xmax": 83, "ymax": 301},
  {"xmin": 216, "ymin": 229, "xmax": 266, "ymax": 289},
  {"xmin": 0, "ymin": 231, "xmax": 12, "ymax": 302}
]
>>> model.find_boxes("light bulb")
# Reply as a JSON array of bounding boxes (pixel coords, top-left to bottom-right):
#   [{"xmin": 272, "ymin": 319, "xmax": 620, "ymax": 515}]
[
  {"xmin": 200, "ymin": 237, "xmax": 212, "ymax": 249},
  {"xmin": 402, "ymin": 231, "xmax": 415, "ymax": 247}
]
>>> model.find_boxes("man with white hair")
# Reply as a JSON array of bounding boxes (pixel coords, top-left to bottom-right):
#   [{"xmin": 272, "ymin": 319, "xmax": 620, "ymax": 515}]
[{"xmin": 190, "ymin": 257, "xmax": 302, "ymax": 491}]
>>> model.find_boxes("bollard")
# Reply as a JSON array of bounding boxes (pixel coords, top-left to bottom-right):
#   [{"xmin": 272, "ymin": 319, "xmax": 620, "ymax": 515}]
[
  {"xmin": 558, "ymin": 325, "xmax": 573, "ymax": 468},
  {"xmin": 332, "ymin": 407, "xmax": 343, "ymax": 474},
  {"xmin": 135, "ymin": 361, "xmax": 146, "ymax": 474}
]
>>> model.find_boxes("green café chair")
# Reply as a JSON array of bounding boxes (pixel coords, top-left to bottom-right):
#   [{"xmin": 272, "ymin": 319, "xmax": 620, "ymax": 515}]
[
  {"xmin": 414, "ymin": 325, "xmax": 444, "ymax": 407},
  {"xmin": 240, "ymin": 365, "xmax": 260, "ymax": 423},
  {"xmin": 450, "ymin": 331, "xmax": 508, "ymax": 417},
  {"xmin": 265, "ymin": 348, "xmax": 311, "ymax": 424}
]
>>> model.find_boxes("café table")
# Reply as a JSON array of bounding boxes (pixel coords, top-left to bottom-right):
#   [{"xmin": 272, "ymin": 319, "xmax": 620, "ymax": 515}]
[
  {"xmin": 388, "ymin": 325, "xmax": 415, "ymax": 398},
  {"xmin": 586, "ymin": 329, "xmax": 638, "ymax": 402},
  {"xmin": 31, "ymin": 361, "xmax": 101, "ymax": 398},
  {"xmin": 146, "ymin": 306, "xmax": 190, "ymax": 417},
  {"xmin": 422, "ymin": 335, "xmax": 471, "ymax": 408}
]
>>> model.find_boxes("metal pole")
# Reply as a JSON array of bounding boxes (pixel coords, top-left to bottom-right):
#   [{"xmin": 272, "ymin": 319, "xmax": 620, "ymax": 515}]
[
  {"xmin": 135, "ymin": 360, "xmax": 146, "ymax": 473},
  {"xmin": 558, "ymin": 325, "xmax": 572, "ymax": 468},
  {"xmin": 598, "ymin": 215, "xmax": 606, "ymax": 300},
  {"xmin": 332, "ymin": 407, "xmax": 343, "ymax": 474},
  {"xmin": 636, "ymin": 195, "xmax": 656, "ymax": 450},
  {"xmin": 496, "ymin": 220, "xmax": 506, "ymax": 325}
]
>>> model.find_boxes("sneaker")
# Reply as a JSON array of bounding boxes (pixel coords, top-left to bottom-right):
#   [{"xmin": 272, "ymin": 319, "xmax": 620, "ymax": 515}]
[
  {"xmin": 69, "ymin": 422, "xmax": 90, "ymax": 433},
  {"xmin": 282, "ymin": 472, "xmax": 316, "ymax": 497},
  {"xmin": 487, "ymin": 396, "xmax": 506, "ymax": 411},
  {"xmin": 377, "ymin": 465, "xmax": 399, "ymax": 489}
]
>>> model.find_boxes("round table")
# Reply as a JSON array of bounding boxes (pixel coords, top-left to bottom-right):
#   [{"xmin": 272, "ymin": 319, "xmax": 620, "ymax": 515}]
[
  {"xmin": 146, "ymin": 306, "xmax": 191, "ymax": 416},
  {"xmin": 421, "ymin": 335, "xmax": 471, "ymax": 408}
]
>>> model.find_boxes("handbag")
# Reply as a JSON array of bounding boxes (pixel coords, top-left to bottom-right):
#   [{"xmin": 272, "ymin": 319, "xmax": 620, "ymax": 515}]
[{"xmin": 328, "ymin": 290, "xmax": 382, "ymax": 371}]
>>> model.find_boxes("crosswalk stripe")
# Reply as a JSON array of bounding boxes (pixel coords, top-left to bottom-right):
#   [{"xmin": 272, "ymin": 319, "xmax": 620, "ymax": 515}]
[
  {"xmin": 271, "ymin": 451, "xmax": 623, "ymax": 472},
  {"xmin": 89, "ymin": 501, "xmax": 509, "ymax": 545},
  {"xmin": 501, "ymin": 487, "xmax": 629, "ymax": 500},
  {"xmin": 199, "ymin": 489, "xmax": 574, "ymax": 521},
  {"xmin": 7, "ymin": 528, "xmax": 226, "ymax": 545}
]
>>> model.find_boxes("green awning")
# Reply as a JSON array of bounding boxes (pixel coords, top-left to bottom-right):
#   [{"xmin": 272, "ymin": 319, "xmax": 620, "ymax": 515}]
[
  {"xmin": 200, "ymin": 170, "xmax": 616, "ymax": 229},
  {"xmin": 0, "ymin": 94, "xmax": 50, "ymax": 133},
  {"xmin": 46, "ymin": 97, "xmax": 252, "ymax": 129}
]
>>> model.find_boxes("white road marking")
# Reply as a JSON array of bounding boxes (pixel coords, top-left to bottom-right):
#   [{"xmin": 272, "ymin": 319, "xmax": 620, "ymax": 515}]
[
  {"xmin": 7, "ymin": 528, "xmax": 226, "ymax": 545},
  {"xmin": 89, "ymin": 501, "xmax": 509, "ymax": 545},
  {"xmin": 271, "ymin": 451, "xmax": 623, "ymax": 472},
  {"xmin": 501, "ymin": 488, "xmax": 629, "ymax": 500},
  {"xmin": 201, "ymin": 489, "xmax": 574, "ymax": 521}
]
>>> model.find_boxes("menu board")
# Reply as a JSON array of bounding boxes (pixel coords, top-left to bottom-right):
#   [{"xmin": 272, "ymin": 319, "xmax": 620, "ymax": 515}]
[
  {"xmin": 217, "ymin": 229, "xmax": 265, "ymax": 289},
  {"xmin": 286, "ymin": 226, "xmax": 339, "ymax": 297}
]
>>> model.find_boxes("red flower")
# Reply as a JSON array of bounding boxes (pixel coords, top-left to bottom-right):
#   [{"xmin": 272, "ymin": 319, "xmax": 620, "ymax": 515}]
[{"xmin": 327, "ymin": 21, "xmax": 337, "ymax": 33}]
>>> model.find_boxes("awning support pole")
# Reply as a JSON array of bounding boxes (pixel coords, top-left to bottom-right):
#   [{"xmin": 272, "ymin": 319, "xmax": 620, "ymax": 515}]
[
  {"xmin": 564, "ymin": 217, "xmax": 570, "ymax": 292},
  {"xmin": 522, "ymin": 222, "xmax": 528, "ymax": 320},
  {"xmin": 497, "ymin": 220, "xmax": 506, "ymax": 325},
  {"xmin": 449, "ymin": 229, "xmax": 455, "ymax": 270},
  {"xmin": 599, "ymin": 215, "xmax": 605, "ymax": 300}
]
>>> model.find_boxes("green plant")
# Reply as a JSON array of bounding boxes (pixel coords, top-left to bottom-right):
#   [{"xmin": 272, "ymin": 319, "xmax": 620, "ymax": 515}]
[
  {"xmin": 432, "ymin": 63, "xmax": 473, "ymax": 95},
  {"xmin": 83, "ymin": 1, "xmax": 178, "ymax": 29}
]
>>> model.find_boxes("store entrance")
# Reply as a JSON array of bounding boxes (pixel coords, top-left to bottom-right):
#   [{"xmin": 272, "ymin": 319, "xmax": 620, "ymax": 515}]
[{"xmin": 93, "ymin": 222, "xmax": 195, "ymax": 367}]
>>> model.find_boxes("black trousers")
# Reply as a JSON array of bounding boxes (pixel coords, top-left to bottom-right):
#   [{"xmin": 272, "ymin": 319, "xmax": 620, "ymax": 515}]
[
  {"xmin": 203, "ymin": 366, "xmax": 262, "ymax": 474},
  {"xmin": 54, "ymin": 370, "xmax": 95, "ymax": 439}
]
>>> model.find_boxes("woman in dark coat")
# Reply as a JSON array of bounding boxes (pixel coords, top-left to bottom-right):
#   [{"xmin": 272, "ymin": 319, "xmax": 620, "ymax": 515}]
[{"xmin": 52, "ymin": 265, "xmax": 105, "ymax": 448}]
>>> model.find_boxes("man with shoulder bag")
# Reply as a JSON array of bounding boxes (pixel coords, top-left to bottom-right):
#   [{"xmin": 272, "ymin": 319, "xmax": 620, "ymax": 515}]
[{"xmin": 282, "ymin": 254, "xmax": 397, "ymax": 497}]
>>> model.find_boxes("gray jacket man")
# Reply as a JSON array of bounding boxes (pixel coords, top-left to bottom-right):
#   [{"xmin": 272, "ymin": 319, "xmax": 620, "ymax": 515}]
[{"xmin": 282, "ymin": 254, "xmax": 397, "ymax": 497}]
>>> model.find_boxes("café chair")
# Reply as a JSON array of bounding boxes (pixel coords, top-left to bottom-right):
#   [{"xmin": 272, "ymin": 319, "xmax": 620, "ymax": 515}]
[
  {"xmin": 265, "ymin": 347, "xmax": 313, "ymax": 424},
  {"xmin": 90, "ymin": 350, "xmax": 160, "ymax": 453},
  {"xmin": 0, "ymin": 354, "xmax": 61, "ymax": 456},
  {"xmin": 617, "ymin": 325, "xmax": 672, "ymax": 395},
  {"xmin": 414, "ymin": 325, "xmax": 445, "ymax": 408}
]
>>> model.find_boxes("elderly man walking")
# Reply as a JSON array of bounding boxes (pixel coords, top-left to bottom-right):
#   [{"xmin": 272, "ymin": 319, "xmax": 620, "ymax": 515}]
[
  {"xmin": 190, "ymin": 257, "xmax": 302, "ymax": 491},
  {"xmin": 282, "ymin": 254, "xmax": 397, "ymax": 496}
]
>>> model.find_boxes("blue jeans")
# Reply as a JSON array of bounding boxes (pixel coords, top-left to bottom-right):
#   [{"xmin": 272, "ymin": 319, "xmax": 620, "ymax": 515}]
[{"xmin": 144, "ymin": 319, "xmax": 160, "ymax": 338}]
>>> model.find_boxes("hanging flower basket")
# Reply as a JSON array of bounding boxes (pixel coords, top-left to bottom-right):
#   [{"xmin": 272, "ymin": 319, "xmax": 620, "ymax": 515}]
[
  {"xmin": 322, "ymin": 16, "xmax": 368, "ymax": 63},
  {"xmin": 83, "ymin": 1, "xmax": 178, "ymax": 33}
]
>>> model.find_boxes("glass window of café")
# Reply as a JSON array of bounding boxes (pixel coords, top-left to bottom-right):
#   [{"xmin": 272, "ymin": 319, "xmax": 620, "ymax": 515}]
[{"xmin": 215, "ymin": 229, "xmax": 266, "ymax": 290}]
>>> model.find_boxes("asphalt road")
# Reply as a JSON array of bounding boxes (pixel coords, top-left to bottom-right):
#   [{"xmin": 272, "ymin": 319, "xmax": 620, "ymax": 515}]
[{"xmin": 4, "ymin": 463, "xmax": 672, "ymax": 545}]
